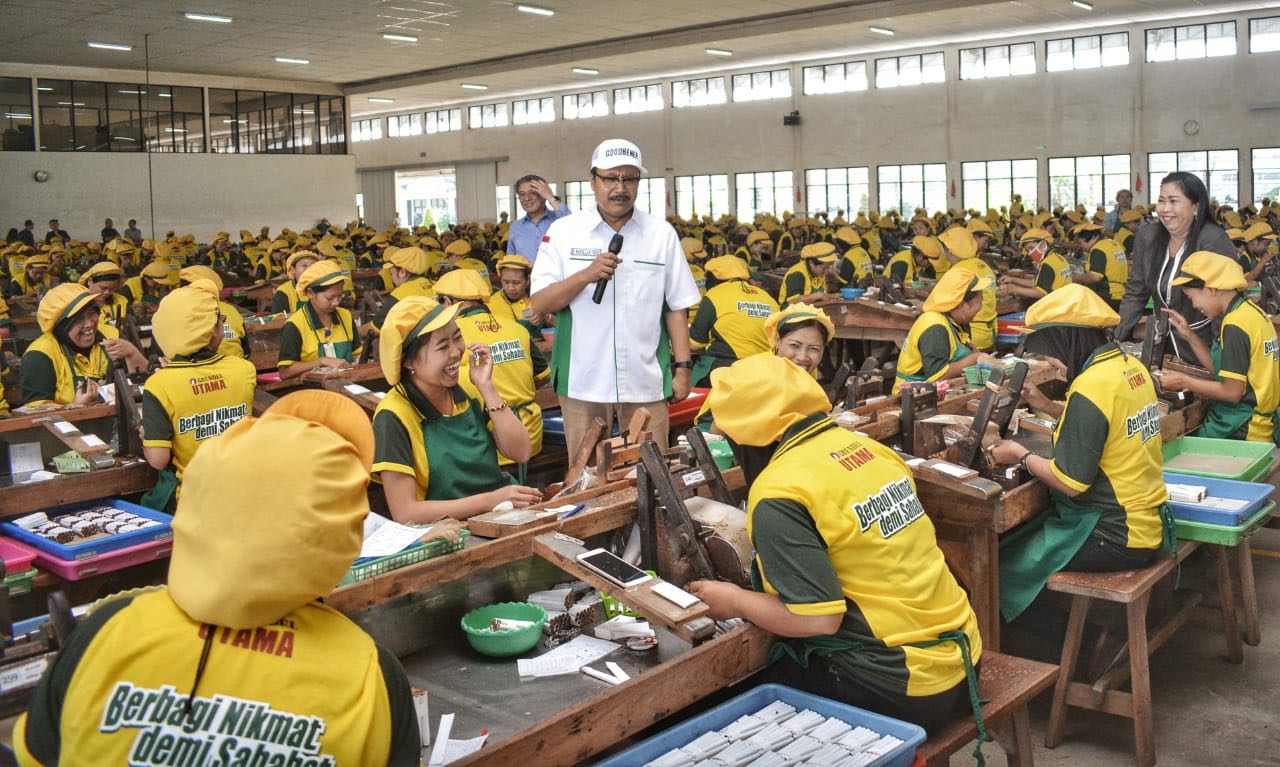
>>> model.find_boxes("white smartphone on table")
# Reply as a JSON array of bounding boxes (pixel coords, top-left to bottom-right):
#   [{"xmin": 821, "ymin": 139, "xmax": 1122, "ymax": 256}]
[{"xmin": 576, "ymin": 548, "xmax": 652, "ymax": 589}]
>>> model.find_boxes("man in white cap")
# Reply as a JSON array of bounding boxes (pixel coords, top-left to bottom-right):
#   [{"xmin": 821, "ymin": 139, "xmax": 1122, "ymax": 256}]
[{"xmin": 531, "ymin": 139, "xmax": 700, "ymax": 451}]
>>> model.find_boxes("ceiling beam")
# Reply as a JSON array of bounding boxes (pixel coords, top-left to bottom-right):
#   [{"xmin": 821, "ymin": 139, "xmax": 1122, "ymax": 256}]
[{"xmin": 342, "ymin": 0, "xmax": 991, "ymax": 94}]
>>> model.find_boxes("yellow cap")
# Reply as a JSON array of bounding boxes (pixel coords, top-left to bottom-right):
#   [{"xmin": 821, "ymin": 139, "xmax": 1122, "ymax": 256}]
[
  {"xmin": 1021, "ymin": 228, "xmax": 1054, "ymax": 244},
  {"xmin": 800, "ymin": 242, "xmax": 837, "ymax": 262},
  {"xmin": 285, "ymin": 249, "xmax": 321, "ymax": 272},
  {"xmin": 169, "ymin": 393, "xmax": 373, "ymax": 629},
  {"xmin": 704, "ymin": 255, "xmax": 750, "ymax": 281},
  {"xmin": 78, "ymin": 261, "xmax": 123, "ymax": 284},
  {"xmin": 1120, "ymin": 209, "xmax": 1144, "ymax": 224},
  {"xmin": 1170, "ymin": 250, "xmax": 1248, "ymax": 291},
  {"xmin": 705, "ymin": 354, "xmax": 830, "ymax": 446},
  {"xmin": 37, "ymin": 284, "xmax": 97, "ymax": 334},
  {"xmin": 834, "ymin": 227, "xmax": 860, "ymax": 246},
  {"xmin": 179, "ymin": 265, "xmax": 224, "ymax": 292},
  {"xmin": 1072, "ymin": 222, "xmax": 1103, "ymax": 236},
  {"xmin": 378, "ymin": 297, "xmax": 462, "ymax": 385},
  {"xmin": 434, "ymin": 268, "xmax": 492, "ymax": 300},
  {"xmin": 383, "ymin": 246, "xmax": 431, "ymax": 275},
  {"xmin": 923, "ymin": 267, "xmax": 992, "ymax": 313},
  {"xmin": 746, "ymin": 230, "xmax": 771, "ymax": 246},
  {"xmin": 911, "ymin": 235, "xmax": 942, "ymax": 259},
  {"xmin": 419, "ymin": 236, "xmax": 442, "ymax": 250},
  {"xmin": 852, "ymin": 214, "xmax": 872, "ymax": 229},
  {"xmin": 1226, "ymin": 228, "xmax": 1246, "ymax": 241},
  {"xmin": 938, "ymin": 226, "xmax": 977, "ymax": 260},
  {"xmin": 212, "ymin": 231, "xmax": 230, "ymax": 243},
  {"xmin": 153, "ymin": 284, "xmax": 219, "ymax": 357},
  {"xmin": 25, "ymin": 254, "xmax": 51, "ymax": 269},
  {"xmin": 1242, "ymin": 222, "xmax": 1278, "ymax": 243},
  {"xmin": 1024, "ymin": 283, "xmax": 1121, "ymax": 331},
  {"xmin": 681, "ymin": 237, "xmax": 708, "ymax": 260},
  {"xmin": 965, "ymin": 219, "xmax": 993, "ymax": 235},
  {"xmin": 445, "ymin": 239, "xmax": 472, "ymax": 257},
  {"xmin": 141, "ymin": 260, "xmax": 174, "ymax": 281},
  {"xmin": 495, "ymin": 254, "xmax": 533, "ymax": 272},
  {"xmin": 296, "ymin": 259, "xmax": 346, "ymax": 296},
  {"xmin": 763, "ymin": 304, "xmax": 836, "ymax": 347}
]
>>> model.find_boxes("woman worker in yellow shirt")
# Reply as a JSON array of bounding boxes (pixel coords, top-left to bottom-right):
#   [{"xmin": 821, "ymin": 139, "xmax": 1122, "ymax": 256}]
[
  {"xmin": 276, "ymin": 260, "xmax": 360, "ymax": 379},
  {"xmin": 990, "ymin": 285, "xmax": 1171, "ymax": 633},
  {"xmin": 998, "ymin": 229, "xmax": 1071, "ymax": 299},
  {"xmin": 1159, "ymin": 251, "xmax": 1280, "ymax": 443},
  {"xmin": 893, "ymin": 267, "xmax": 993, "ymax": 391},
  {"xmin": 270, "ymin": 250, "xmax": 320, "ymax": 314},
  {"xmin": 179, "ymin": 265, "xmax": 249, "ymax": 359},
  {"xmin": 19, "ymin": 284, "xmax": 148, "ymax": 406},
  {"xmin": 938, "ymin": 226, "xmax": 997, "ymax": 351},
  {"xmin": 487, "ymin": 255, "xmax": 541, "ymax": 333},
  {"xmin": 372, "ymin": 297, "xmax": 540, "ymax": 523},
  {"xmin": 777, "ymin": 243, "xmax": 837, "ymax": 305},
  {"xmin": 433, "ymin": 268, "xmax": 549, "ymax": 482},
  {"xmin": 79, "ymin": 261, "xmax": 130, "ymax": 339},
  {"xmin": 689, "ymin": 255, "xmax": 779, "ymax": 385}
]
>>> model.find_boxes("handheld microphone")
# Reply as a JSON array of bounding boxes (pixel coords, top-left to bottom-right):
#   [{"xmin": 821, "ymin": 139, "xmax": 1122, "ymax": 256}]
[{"xmin": 591, "ymin": 233, "xmax": 624, "ymax": 304}]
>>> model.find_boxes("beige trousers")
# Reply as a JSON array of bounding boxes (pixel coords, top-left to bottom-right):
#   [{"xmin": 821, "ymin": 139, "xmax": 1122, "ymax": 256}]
[{"xmin": 559, "ymin": 397, "xmax": 670, "ymax": 456}]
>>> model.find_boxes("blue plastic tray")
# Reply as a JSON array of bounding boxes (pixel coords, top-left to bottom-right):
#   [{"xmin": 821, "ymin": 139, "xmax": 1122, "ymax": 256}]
[
  {"xmin": 2, "ymin": 500, "xmax": 172, "ymax": 561},
  {"xmin": 596, "ymin": 683, "xmax": 924, "ymax": 767},
  {"xmin": 1164, "ymin": 472, "xmax": 1274, "ymax": 526}
]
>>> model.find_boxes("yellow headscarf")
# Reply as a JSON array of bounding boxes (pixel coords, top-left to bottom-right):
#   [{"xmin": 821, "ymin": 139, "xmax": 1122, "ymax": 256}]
[
  {"xmin": 378, "ymin": 296, "xmax": 461, "ymax": 385},
  {"xmin": 763, "ymin": 304, "xmax": 836, "ymax": 347},
  {"xmin": 434, "ymin": 269, "xmax": 492, "ymax": 301},
  {"xmin": 296, "ymin": 259, "xmax": 346, "ymax": 296},
  {"xmin": 37, "ymin": 284, "xmax": 97, "ymax": 334},
  {"xmin": 179, "ymin": 264, "xmax": 225, "ymax": 292},
  {"xmin": 923, "ymin": 267, "xmax": 991, "ymax": 313},
  {"xmin": 705, "ymin": 354, "xmax": 830, "ymax": 446},
  {"xmin": 1024, "ymin": 283, "xmax": 1121, "ymax": 330},
  {"xmin": 152, "ymin": 283, "xmax": 219, "ymax": 357}
]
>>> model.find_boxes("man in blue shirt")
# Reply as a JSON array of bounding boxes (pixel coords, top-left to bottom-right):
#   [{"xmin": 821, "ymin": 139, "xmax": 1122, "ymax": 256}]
[{"xmin": 507, "ymin": 174, "xmax": 570, "ymax": 263}]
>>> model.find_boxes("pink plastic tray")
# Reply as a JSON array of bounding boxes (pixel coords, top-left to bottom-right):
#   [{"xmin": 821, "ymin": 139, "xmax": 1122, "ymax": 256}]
[
  {"xmin": 33, "ymin": 537, "xmax": 172, "ymax": 581},
  {"xmin": 0, "ymin": 538, "xmax": 38, "ymax": 574}
]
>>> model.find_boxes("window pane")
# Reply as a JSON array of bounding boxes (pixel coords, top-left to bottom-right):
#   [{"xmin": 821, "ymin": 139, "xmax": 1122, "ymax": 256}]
[
  {"xmin": 1252, "ymin": 17, "xmax": 1280, "ymax": 53},
  {"xmin": 1010, "ymin": 43, "xmax": 1036, "ymax": 75},
  {"xmin": 876, "ymin": 58, "xmax": 898, "ymax": 88},
  {"xmin": 1101, "ymin": 33, "xmax": 1130, "ymax": 66},
  {"xmin": 1253, "ymin": 148, "xmax": 1280, "ymax": 204},
  {"xmin": 899, "ymin": 55, "xmax": 921, "ymax": 86},
  {"xmin": 0, "ymin": 77, "xmax": 34, "ymax": 151},
  {"xmin": 1176, "ymin": 25, "xmax": 1206, "ymax": 60},
  {"xmin": 986, "ymin": 46, "xmax": 1009, "ymax": 78},
  {"xmin": 960, "ymin": 48, "xmax": 983, "ymax": 80},
  {"xmin": 1047, "ymin": 39, "xmax": 1074, "ymax": 71},
  {"xmin": 1205, "ymin": 21, "xmax": 1237, "ymax": 57},
  {"xmin": 1075, "ymin": 35, "xmax": 1101, "ymax": 69},
  {"xmin": 208, "ymin": 87, "xmax": 236, "ymax": 153}
]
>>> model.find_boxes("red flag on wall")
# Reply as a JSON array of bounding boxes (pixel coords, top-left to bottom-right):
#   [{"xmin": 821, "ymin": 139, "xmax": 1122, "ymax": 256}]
[
  {"xmin": 1134, "ymin": 173, "xmax": 1143, "ymax": 193},
  {"xmin": 949, "ymin": 180, "xmax": 957, "ymax": 199}
]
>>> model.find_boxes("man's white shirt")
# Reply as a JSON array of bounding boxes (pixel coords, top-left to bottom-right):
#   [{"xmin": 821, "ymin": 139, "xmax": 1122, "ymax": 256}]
[{"xmin": 532, "ymin": 205, "xmax": 700, "ymax": 403}]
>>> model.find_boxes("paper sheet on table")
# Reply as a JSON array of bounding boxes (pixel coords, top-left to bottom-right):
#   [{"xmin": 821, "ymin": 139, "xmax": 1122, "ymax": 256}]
[
  {"xmin": 440, "ymin": 733, "xmax": 488, "ymax": 764},
  {"xmin": 517, "ymin": 634, "xmax": 620, "ymax": 678},
  {"xmin": 359, "ymin": 513, "xmax": 426, "ymax": 558}
]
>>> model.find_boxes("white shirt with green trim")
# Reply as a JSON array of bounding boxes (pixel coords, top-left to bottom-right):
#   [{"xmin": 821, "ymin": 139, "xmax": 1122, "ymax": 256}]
[{"xmin": 532, "ymin": 206, "xmax": 699, "ymax": 403}]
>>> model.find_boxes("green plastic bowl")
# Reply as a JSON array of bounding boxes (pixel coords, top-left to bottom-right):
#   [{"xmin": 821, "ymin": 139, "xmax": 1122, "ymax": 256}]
[{"xmin": 460, "ymin": 602, "xmax": 547, "ymax": 657}]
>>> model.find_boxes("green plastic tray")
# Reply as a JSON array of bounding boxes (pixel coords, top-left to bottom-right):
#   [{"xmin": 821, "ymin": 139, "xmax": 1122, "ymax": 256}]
[
  {"xmin": 1162, "ymin": 437, "xmax": 1275, "ymax": 482},
  {"xmin": 338, "ymin": 530, "xmax": 468, "ymax": 586},
  {"xmin": 5, "ymin": 569, "xmax": 35, "ymax": 597},
  {"xmin": 1174, "ymin": 502, "xmax": 1274, "ymax": 546}
]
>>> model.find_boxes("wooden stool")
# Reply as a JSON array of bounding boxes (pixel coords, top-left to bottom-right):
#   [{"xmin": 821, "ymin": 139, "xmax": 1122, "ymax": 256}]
[
  {"xmin": 918, "ymin": 651, "xmax": 1058, "ymax": 767},
  {"xmin": 1043, "ymin": 541, "xmax": 1239, "ymax": 767}
]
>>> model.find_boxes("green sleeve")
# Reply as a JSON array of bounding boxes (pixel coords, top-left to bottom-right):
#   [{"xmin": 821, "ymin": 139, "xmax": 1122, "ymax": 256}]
[
  {"xmin": 254, "ymin": 263, "xmax": 267, "ymax": 281},
  {"xmin": 5, "ymin": 280, "xmax": 19, "ymax": 298},
  {"xmin": 917, "ymin": 324, "xmax": 955, "ymax": 379},
  {"xmin": 1089, "ymin": 247, "xmax": 1108, "ymax": 276},
  {"xmin": 527, "ymin": 328, "xmax": 549, "ymax": 378},
  {"xmin": 277, "ymin": 323, "xmax": 303, "ymax": 365},
  {"xmin": 373, "ymin": 295, "xmax": 398, "ymax": 331},
  {"xmin": 888, "ymin": 258, "xmax": 909, "ymax": 282},
  {"xmin": 1219, "ymin": 324, "xmax": 1251, "ymax": 380},
  {"xmin": 837, "ymin": 257, "xmax": 855, "ymax": 286},
  {"xmin": 372, "ymin": 410, "xmax": 416, "ymax": 472},
  {"xmin": 19, "ymin": 349, "xmax": 58, "ymax": 405},
  {"xmin": 270, "ymin": 290, "xmax": 291, "ymax": 314},
  {"xmin": 1051, "ymin": 392, "xmax": 1109, "ymax": 489},
  {"xmin": 688, "ymin": 296, "xmax": 718, "ymax": 345},
  {"xmin": 750, "ymin": 498, "xmax": 844, "ymax": 610},
  {"xmin": 1034, "ymin": 262, "xmax": 1056, "ymax": 293},
  {"xmin": 141, "ymin": 389, "xmax": 174, "ymax": 443},
  {"xmin": 782, "ymin": 271, "xmax": 806, "ymax": 302},
  {"xmin": 23, "ymin": 596, "xmax": 135, "ymax": 765},
  {"xmin": 376, "ymin": 644, "xmax": 423, "ymax": 767}
]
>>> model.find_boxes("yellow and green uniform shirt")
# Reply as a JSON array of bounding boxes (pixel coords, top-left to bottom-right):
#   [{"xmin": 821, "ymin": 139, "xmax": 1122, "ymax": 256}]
[
  {"xmin": 774, "ymin": 232, "xmax": 796, "ymax": 263},
  {"xmin": 217, "ymin": 301, "xmax": 248, "ymax": 360},
  {"xmin": 6, "ymin": 271, "xmax": 54, "ymax": 298},
  {"xmin": 1115, "ymin": 226, "xmax": 1135, "ymax": 255},
  {"xmin": 1032, "ymin": 252, "xmax": 1072, "ymax": 295},
  {"xmin": 748, "ymin": 415, "xmax": 982, "ymax": 699},
  {"xmin": 778, "ymin": 261, "xmax": 826, "ymax": 305},
  {"xmin": 142, "ymin": 352, "xmax": 256, "ymax": 495},
  {"xmin": 1206, "ymin": 295, "xmax": 1280, "ymax": 443},
  {"xmin": 836, "ymin": 246, "xmax": 873, "ymax": 286},
  {"xmin": 452, "ymin": 257, "xmax": 490, "ymax": 280},
  {"xmin": 486, "ymin": 290, "xmax": 538, "ymax": 335},
  {"xmin": 95, "ymin": 293, "xmax": 131, "ymax": 340},
  {"xmin": 19, "ymin": 333, "xmax": 110, "ymax": 406},
  {"xmin": 277, "ymin": 305, "xmax": 360, "ymax": 368},
  {"xmin": 270, "ymin": 281, "xmax": 304, "ymax": 315},
  {"xmin": 688, "ymin": 264, "xmax": 707, "ymax": 323},
  {"xmin": 455, "ymin": 305, "xmax": 549, "ymax": 463},
  {"xmin": 950, "ymin": 256, "xmax": 996, "ymax": 350},
  {"xmin": 122, "ymin": 276, "xmax": 163, "ymax": 306},
  {"xmin": 885, "ymin": 249, "xmax": 915, "ymax": 284},
  {"xmin": 1087, "ymin": 238, "xmax": 1127, "ymax": 302},
  {"xmin": 1049, "ymin": 344, "xmax": 1167, "ymax": 549},
  {"xmin": 14, "ymin": 589, "xmax": 418, "ymax": 767},
  {"xmin": 894, "ymin": 311, "xmax": 971, "ymax": 390},
  {"xmin": 374, "ymin": 277, "xmax": 436, "ymax": 331},
  {"xmin": 372, "ymin": 384, "xmax": 513, "ymax": 500},
  {"xmin": 688, "ymin": 279, "xmax": 778, "ymax": 376},
  {"xmin": 254, "ymin": 256, "xmax": 285, "ymax": 282}
]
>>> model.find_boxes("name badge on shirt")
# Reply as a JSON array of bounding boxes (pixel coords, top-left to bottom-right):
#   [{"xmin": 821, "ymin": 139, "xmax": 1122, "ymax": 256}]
[
  {"xmin": 570, "ymin": 247, "xmax": 603, "ymax": 259},
  {"xmin": 322, "ymin": 342, "xmax": 336, "ymax": 358}
]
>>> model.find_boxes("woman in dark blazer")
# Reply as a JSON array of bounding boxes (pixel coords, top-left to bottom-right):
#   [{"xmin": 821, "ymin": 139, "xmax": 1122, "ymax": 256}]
[{"xmin": 1116, "ymin": 172, "xmax": 1237, "ymax": 359}]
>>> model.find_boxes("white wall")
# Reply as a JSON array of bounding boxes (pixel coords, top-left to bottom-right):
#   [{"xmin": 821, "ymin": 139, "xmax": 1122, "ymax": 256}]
[
  {"xmin": 351, "ymin": 8, "xmax": 1280, "ymax": 215},
  {"xmin": 0, "ymin": 152, "xmax": 358, "ymax": 239}
]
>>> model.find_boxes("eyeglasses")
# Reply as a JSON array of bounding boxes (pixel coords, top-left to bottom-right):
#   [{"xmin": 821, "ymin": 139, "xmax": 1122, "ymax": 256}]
[{"xmin": 593, "ymin": 172, "xmax": 642, "ymax": 189}]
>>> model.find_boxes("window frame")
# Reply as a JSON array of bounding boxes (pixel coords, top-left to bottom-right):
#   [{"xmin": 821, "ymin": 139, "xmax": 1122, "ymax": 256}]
[
  {"xmin": 425, "ymin": 108, "xmax": 461, "ymax": 134},
  {"xmin": 876, "ymin": 163, "xmax": 947, "ymax": 216},
  {"xmin": 1047, "ymin": 154, "xmax": 1131, "ymax": 209},
  {"xmin": 734, "ymin": 170, "xmax": 794, "ymax": 219},
  {"xmin": 731, "ymin": 68, "xmax": 792, "ymax": 102},
  {"xmin": 959, "ymin": 42, "xmax": 1037, "ymax": 80},
  {"xmin": 1251, "ymin": 147, "xmax": 1280, "ymax": 206},
  {"xmin": 961, "ymin": 159, "xmax": 1039, "ymax": 211},
  {"xmin": 1146, "ymin": 149, "xmax": 1239, "ymax": 206},
  {"xmin": 1249, "ymin": 16, "xmax": 1280, "ymax": 53},
  {"xmin": 874, "ymin": 52, "xmax": 945, "ymax": 89},
  {"xmin": 613, "ymin": 83, "xmax": 664, "ymax": 115},
  {"xmin": 563, "ymin": 90, "xmax": 609, "ymax": 120},
  {"xmin": 1046, "ymin": 32, "xmax": 1130, "ymax": 71},
  {"xmin": 674, "ymin": 173, "xmax": 730, "ymax": 218},
  {"xmin": 804, "ymin": 167, "xmax": 871, "ymax": 218},
  {"xmin": 802, "ymin": 60, "xmax": 868, "ymax": 95},
  {"xmin": 1145, "ymin": 21, "xmax": 1237, "ymax": 62}
]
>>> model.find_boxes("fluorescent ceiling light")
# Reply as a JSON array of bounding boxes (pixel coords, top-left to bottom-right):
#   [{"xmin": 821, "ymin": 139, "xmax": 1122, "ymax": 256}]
[
  {"xmin": 158, "ymin": 92, "xmax": 172, "ymax": 98},
  {"xmin": 572, "ymin": 67, "xmax": 599, "ymax": 75},
  {"xmin": 516, "ymin": 4, "xmax": 555, "ymax": 16},
  {"xmin": 705, "ymin": 48, "xmax": 733, "ymax": 57},
  {"xmin": 57, "ymin": 101, "xmax": 86, "ymax": 106},
  {"xmin": 5, "ymin": 113, "xmax": 31, "ymax": 119},
  {"xmin": 165, "ymin": 128, "xmax": 188, "ymax": 133},
  {"xmin": 118, "ymin": 89, "xmax": 145, "ymax": 95},
  {"xmin": 461, "ymin": 83, "xmax": 488, "ymax": 90},
  {"xmin": 36, "ymin": 86, "xmax": 53, "ymax": 92},
  {"xmin": 1072, "ymin": 0, "xmax": 1093, "ymax": 8},
  {"xmin": 383, "ymin": 33, "xmax": 419, "ymax": 42},
  {"xmin": 275, "ymin": 56, "xmax": 309, "ymax": 64},
  {"xmin": 368, "ymin": 97, "xmax": 395, "ymax": 103},
  {"xmin": 869, "ymin": 26, "xmax": 895, "ymax": 36},
  {"xmin": 88, "ymin": 41, "xmax": 133, "ymax": 51},
  {"xmin": 184, "ymin": 12, "xmax": 232, "ymax": 23}
]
